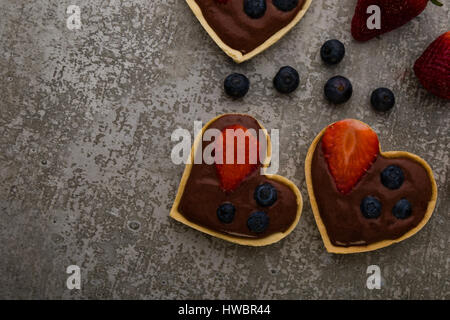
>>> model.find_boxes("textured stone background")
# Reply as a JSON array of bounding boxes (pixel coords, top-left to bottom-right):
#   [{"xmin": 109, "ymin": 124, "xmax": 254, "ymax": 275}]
[{"xmin": 0, "ymin": 0, "xmax": 448, "ymax": 299}]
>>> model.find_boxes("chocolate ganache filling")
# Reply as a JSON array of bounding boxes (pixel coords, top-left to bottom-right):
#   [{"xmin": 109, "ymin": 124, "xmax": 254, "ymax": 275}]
[
  {"xmin": 193, "ymin": 0, "xmax": 305, "ymax": 54},
  {"xmin": 178, "ymin": 115, "xmax": 298, "ymax": 238},
  {"xmin": 311, "ymin": 140, "xmax": 432, "ymax": 247}
]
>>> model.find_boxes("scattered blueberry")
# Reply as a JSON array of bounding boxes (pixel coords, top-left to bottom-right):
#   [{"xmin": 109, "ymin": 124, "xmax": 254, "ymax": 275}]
[
  {"xmin": 273, "ymin": 66, "xmax": 300, "ymax": 94},
  {"xmin": 254, "ymin": 183, "xmax": 278, "ymax": 207},
  {"xmin": 244, "ymin": 0, "xmax": 267, "ymax": 19},
  {"xmin": 247, "ymin": 211, "xmax": 270, "ymax": 233},
  {"xmin": 224, "ymin": 73, "xmax": 250, "ymax": 98},
  {"xmin": 371, "ymin": 88, "xmax": 395, "ymax": 112},
  {"xmin": 320, "ymin": 39, "xmax": 345, "ymax": 65},
  {"xmin": 380, "ymin": 165, "xmax": 404, "ymax": 190},
  {"xmin": 324, "ymin": 76, "xmax": 353, "ymax": 104},
  {"xmin": 273, "ymin": 0, "xmax": 299, "ymax": 11},
  {"xmin": 217, "ymin": 203, "xmax": 236, "ymax": 224},
  {"xmin": 392, "ymin": 198, "xmax": 412, "ymax": 219},
  {"xmin": 360, "ymin": 196, "xmax": 382, "ymax": 219}
]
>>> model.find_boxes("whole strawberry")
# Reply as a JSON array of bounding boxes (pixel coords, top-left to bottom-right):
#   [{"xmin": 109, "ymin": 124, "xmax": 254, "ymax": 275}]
[
  {"xmin": 414, "ymin": 31, "xmax": 450, "ymax": 100},
  {"xmin": 351, "ymin": 0, "xmax": 443, "ymax": 42}
]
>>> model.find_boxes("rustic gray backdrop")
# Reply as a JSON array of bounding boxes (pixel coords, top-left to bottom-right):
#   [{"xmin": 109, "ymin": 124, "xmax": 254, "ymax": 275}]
[{"xmin": 0, "ymin": 0, "xmax": 448, "ymax": 299}]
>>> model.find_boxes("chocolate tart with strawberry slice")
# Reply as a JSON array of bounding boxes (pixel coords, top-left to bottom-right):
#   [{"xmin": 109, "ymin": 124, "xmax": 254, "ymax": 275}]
[
  {"xmin": 170, "ymin": 114, "xmax": 303, "ymax": 246},
  {"xmin": 186, "ymin": 0, "xmax": 313, "ymax": 63},
  {"xmin": 305, "ymin": 119, "xmax": 437, "ymax": 254}
]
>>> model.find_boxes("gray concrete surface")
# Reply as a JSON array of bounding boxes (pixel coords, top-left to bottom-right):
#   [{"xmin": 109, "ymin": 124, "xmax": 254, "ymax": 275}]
[{"xmin": 0, "ymin": 0, "xmax": 449, "ymax": 299}]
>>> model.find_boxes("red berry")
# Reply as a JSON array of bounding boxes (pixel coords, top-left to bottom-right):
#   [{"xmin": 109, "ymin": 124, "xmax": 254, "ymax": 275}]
[
  {"xmin": 351, "ymin": 0, "xmax": 430, "ymax": 42},
  {"xmin": 215, "ymin": 125, "xmax": 260, "ymax": 192},
  {"xmin": 414, "ymin": 31, "xmax": 450, "ymax": 100},
  {"xmin": 322, "ymin": 120, "xmax": 380, "ymax": 194}
]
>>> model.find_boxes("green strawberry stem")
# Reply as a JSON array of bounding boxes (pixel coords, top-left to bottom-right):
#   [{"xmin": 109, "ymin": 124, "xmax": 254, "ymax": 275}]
[{"xmin": 430, "ymin": 0, "xmax": 443, "ymax": 6}]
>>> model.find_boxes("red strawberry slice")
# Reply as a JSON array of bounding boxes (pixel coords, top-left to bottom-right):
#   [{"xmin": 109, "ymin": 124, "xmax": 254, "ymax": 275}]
[
  {"xmin": 215, "ymin": 124, "xmax": 260, "ymax": 192},
  {"xmin": 351, "ymin": 0, "xmax": 442, "ymax": 42},
  {"xmin": 322, "ymin": 119, "xmax": 380, "ymax": 194},
  {"xmin": 414, "ymin": 31, "xmax": 450, "ymax": 100}
]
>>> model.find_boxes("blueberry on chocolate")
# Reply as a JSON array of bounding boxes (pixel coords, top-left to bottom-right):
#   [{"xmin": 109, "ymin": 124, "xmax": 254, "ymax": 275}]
[
  {"xmin": 360, "ymin": 196, "xmax": 382, "ymax": 219},
  {"xmin": 393, "ymin": 199, "xmax": 412, "ymax": 219},
  {"xmin": 244, "ymin": 0, "xmax": 267, "ymax": 19},
  {"xmin": 381, "ymin": 165, "xmax": 404, "ymax": 190},
  {"xmin": 247, "ymin": 211, "xmax": 270, "ymax": 233},
  {"xmin": 217, "ymin": 203, "xmax": 236, "ymax": 223},
  {"xmin": 254, "ymin": 183, "xmax": 278, "ymax": 207},
  {"xmin": 273, "ymin": 0, "xmax": 299, "ymax": 12}
]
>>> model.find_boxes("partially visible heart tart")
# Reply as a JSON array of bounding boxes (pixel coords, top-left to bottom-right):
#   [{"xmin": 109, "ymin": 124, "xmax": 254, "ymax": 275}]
[
  {"xmin": 186, "ymin": 0, "xmax": 313, "ymax": 63},
  {"xmin": 170, "ymin": 114, "xmax": 303, "ymax": 246},
  {"xmin": 305, "ymin": 119, "xmax": 437, "ymax": 254}
]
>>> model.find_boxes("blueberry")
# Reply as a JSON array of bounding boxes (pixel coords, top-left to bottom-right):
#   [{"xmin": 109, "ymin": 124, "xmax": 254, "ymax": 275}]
[
  {"xmin": 273, "ymin": 0, "xmax": 299, "ymax": 11},
  {"xmin": 324, "ymin": 76, "xmax": 353, "ymax": 104},
  {"xmin": 380, "ymin": 165, "xmax": 404, "ymax": 190},
  {"xmin": 360, "ymin": 196, "xmax": 382, "ymax": 219},
  {"xmin": 320, "ymin": 39, "xmax": 345, "ymax": 65},
  {"xmin": 371, "ymin": 88, "xmax": 395, "ymax": 112},
  {"xmin": 217, "ymin": 203, "xmax": 236, "ymax": 224},
  {"xmin": 224, "ymin": 73, "xmax": 250, "ymax": 98},
  {"xmin": 244, "ymin": 0, "xmax": 266, "ymax": 19},
  {"xmin": 392, "ymin": 199, "xmax": 412, "ymax": 219},
  {"xmin": 273, "ymin": 66, "xmax": 300, "ymax": 94},
  {"xmin": 254, "ymin": 183, "xmax": 278, "ymax": 207},
  {"xmin": 247, "ymin": 211, "xmax": 270, "ymax": 233}
]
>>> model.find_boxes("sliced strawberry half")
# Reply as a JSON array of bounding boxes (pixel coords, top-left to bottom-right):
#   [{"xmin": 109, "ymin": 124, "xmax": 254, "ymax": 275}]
[
  {"xmin": 215, "ymin": 124, "xmax": 260, "ymax": 192},
  {"xmin": 322, "ymin": 119, "xmax": 380, "ymax": 194}
]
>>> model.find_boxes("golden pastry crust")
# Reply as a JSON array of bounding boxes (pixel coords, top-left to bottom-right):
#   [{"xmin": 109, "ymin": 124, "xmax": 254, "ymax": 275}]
[
  {"xmin": 170, "ymin": 114, "xmax": 303, "ymax": 246},
  {"xmin": 305, "ymin": 120, "xmax": 438, "ymax": 254},
  {"xmin": 185, "ymin": 0, "xmax": 313, "ymax": 63}
]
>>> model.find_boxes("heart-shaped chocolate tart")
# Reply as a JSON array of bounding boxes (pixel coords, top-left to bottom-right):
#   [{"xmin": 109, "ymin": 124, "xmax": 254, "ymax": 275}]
[
  {"xmin": 170, "ymin": 114, "xmax": 303, "ymax": 246},
  {"xmin": 186, "ymin": 0, "xmax": 313, "ymax": 63},
  {"xmin": 305, "ymin": 119, "xmax": 437, "ymax": 254}
]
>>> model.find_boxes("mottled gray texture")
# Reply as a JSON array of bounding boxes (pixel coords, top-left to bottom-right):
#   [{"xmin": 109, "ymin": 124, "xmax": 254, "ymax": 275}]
[{"xmin": 0, "ymin": 0, "xmax": 448, "ymax": 300}]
